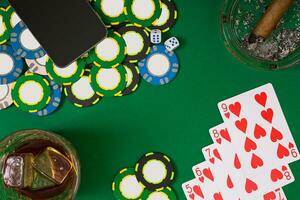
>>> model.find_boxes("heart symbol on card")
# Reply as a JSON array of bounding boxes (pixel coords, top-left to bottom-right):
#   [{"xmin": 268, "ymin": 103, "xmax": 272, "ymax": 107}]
[
  {"xmin": 227, "ymin": 175, "xmax": 234, "ymax": 189},
  {"xmin": 270, "ymin": 127, "xmax": 283, "ymax": 143},
  {"xmin": 251, "ymin": 153, "xmax": 264, "ymax": 169},
  {"xmin": 229, "ymin": 102, "xmax": 241, "ymax": 117},
  {"xmin": 209, "ymin": 157, "xmax": 215, "ymax": 164},
  {"xmin": 263, "ymin": 191, "xmax": 276, "ymax": 200},
  {"xmin": 254, "ymin": 124, "xmax": 266, "ymax": 139},
  {"xmin": 225, "ymin": 112, "xmax": 230, "ymax": 119},
  {"xmin": 198, "ymin": 176, "xmax": 204, "ymax": 183},
  {"xmin": 220, "ymin": 128, "xmax": 231, "ymax": 142},
  {"xmin": 213, "ymin": 149, "xmax": 222, "ymax": 161},
  {"xmin": 234, "ymin": 154, "xmax": 241, "ymax": 169},
  {"xmin": 288, "ymin": 142, "xmax": 295, "ymax": 149},
  {"xmin": 203, "ymin": 168, "xmax": 214, "ymax": 181},
  {"xmin": 213, "ymin": 192, "xmax": 223, "ymax": 200},
  {"xmin": 277, "ymin": 143, "xmax": 290, "ymax": 159},
  {"xmin": 193, "ymin": 185, "xmax": 204, "ymax": 198},
  {"xmin": 189, "ymin": 193, "xmax": 195, "ymax": 200},
  {"xmin": 282, "ymin": 166, "xmax": 288, "ymax": 171},
  {"xmin": 216, "ymin": 138, "xmax": 222, "ymax": 144},
  {"xmin": 245, "ymin": 178, "xmax": 258, "ymax": 193},
  {"xmin": 244, "ymin": 137, "xmax": 257, "ymax": 152},
  {"xmin": 271, "ymin": 168, "xmax": 283, "ymax": 182},
  {"xmin": 255, "ymin": 92, "xmax": 267, "ymax": 107},
  {"xmin": 261, "ymin": 108, "xmax": 274, "ymax": 123},
  {"xmin": 235, "ymin": 118, "xmax": 248, "ymax": 133}
]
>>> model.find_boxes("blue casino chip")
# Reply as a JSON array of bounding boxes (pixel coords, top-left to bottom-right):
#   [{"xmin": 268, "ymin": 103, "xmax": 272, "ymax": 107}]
[
  {"xmin": 32, "ymin": 76, "xmax": 62, "ymax": 116},
  {"xmin": 0, "ymin": 45, "xmax": 24, "ymax": 84},
  {"xmin": 10, "ymin": 21, "xmax": 46, "ymax": 59},
  {"xmin": 138, "ymin": 45, "xmax": 179, "ymax": 85}
]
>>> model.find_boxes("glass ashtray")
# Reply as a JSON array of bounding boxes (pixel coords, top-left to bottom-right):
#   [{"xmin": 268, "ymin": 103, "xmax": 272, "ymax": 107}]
[
  {"xmin": 221, "ymin": 0, "xmax": 300, "ymax": 70},
  {"xmin": 0, "ymin": 129, "xmax": 80, "ymax": 200}
]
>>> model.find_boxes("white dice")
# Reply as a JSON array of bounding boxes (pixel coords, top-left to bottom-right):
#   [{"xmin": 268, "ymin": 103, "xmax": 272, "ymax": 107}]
[
  {"xmin": 150, "ymin": 29, "xmax": 162, "ymax": 44},
  {"xmin": 164, "ymin": 37, "xmax": 180, "ymax": 51}
]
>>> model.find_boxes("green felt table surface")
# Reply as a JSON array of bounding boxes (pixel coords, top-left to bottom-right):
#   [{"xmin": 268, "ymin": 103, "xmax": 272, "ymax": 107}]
[{"xmin": 1, "ymin": 0, "xmax": 300, "ymax": 199}]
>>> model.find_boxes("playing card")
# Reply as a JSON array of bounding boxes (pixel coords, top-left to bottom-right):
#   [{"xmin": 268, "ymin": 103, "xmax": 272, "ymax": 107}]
[
  {"xmin": 182, "ymin": 179, "xmax": 205, "ymax": 200},
  {"xmin": 217, "ymin": 83, "xmax": 300, "ymax": 177},
  {"xmin": 191, "ymin": 161, "xmax": 224, "ymax": 200},
  {"xmin": 208, "ymin": 124, "xmax": 294, "ymax": 200}
]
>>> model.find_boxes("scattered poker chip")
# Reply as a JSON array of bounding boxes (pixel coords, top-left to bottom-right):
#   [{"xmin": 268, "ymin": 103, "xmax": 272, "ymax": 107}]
[
  {"xmin": 0, "ymin": 83, "xmax": 13, "ymax": 110},
  {"xmin": 46, "ymin": 58, "xmax": 85, "ymax": 85},
  {"xmin": 148, "ymin": 0, "xmax": 177, "ymax": 32},
  {"xmin": 65, "ymin": 68, "xmax": 101, "ymax": 107},
  {"xmin": 88, "ymin": 31, "xmax": 126, "ymax": 68},
  {"xmin": 26, "ymin": 54, "xmax": 49, "ymax": 76},
  {"xmin": 10, "ymin": 21, "xmax": 46, "ymax": 59},
  {"xmin": 138, "ymin": 45, "xmax": 179, "ymax": 85},
  {"xmin": 0, "ymin": 8, "xmax": 12, "ymax": 44},
  {"xmin": 135, "ymin": 152, "xmax": 175, "ymax": 191},
  {"xmin": 0, "ymin": 45, "xmax": 24, "ymax": 84},
  {"xmin": 117, "ymin": 24, "xmax": 150, "ymax": 63},
  {"xmin": 6, "ymin": 6, "xmax": 22, "ymax": 28},
  {"xmin": 112, "ymin": 168, "xmax": 150, "ymax": 200},
  {"xmin": 31, "ymin": 76, "xmax": 62, "ymax": 116},
  {"xmin": 11, "ymin": 73, "xmax": 51, "ymax": 112},
  {"xmin": 124, "ymin": 0, "xmax": 162, "ymax": 27},
  {"xmin": 90, "ymin": 65, "xmax": 127, "ymax": 97},
  {"xmin": 141, "ymin": 187, "xmax": 177, "ymax": 200},
  {"xmin": 93, "ymin": 0, "xmax": 127, "ymax": 26},
  {"xmin": 121, "ymin": 63, "xmax": 140, "ymax": 96}
]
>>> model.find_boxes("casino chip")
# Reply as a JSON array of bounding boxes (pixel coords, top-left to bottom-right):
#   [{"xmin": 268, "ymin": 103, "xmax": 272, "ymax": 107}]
[
  {"xmin": 112, "ymin": 168, "xmax": 150, "ymax": 200},
  {"xmin": 65, "ymin": 68, "xmax": 101, "ymax": 107},
  {"xmin": 6, "ymin": 6, "xmax": 22, "ymax": 28},
  {"xmin": 32, "ymin": 76, "xmax": 62, "ymax": 116},
  {"xmin": 0, "ymin": 83, "xmax": 13, "ymax": 110},
  {"xmin": 26, "ymin": 54, "xmax": 49, "ymax": 76},
  {"xmin": 0, "ymin": 45, "xmax": 24, "ymax": 84},
  {"xmin": 0, "ymin": 8, "xmax": 12, "ymax": 44},
  {"xmin": 88, "ymin": 31, "xmax": 126, "ymax": 68},
  {"xmin": 124, "ymin": 0, "xmax": 162, "ymax": 27},
  {"xmin": 93, "ymin": 0, "xmax": 126, "ymax": 26},
  {"xmin": 90, "ymin": 65, "xmax": 127, "ymax": 97},
  {"xmin": 138, "ymin": 45, "xmax": 179, "ymax": 85},
  {"xmin": 12, "ymin": 73, "xmax": 51, "ymax": 112},
  {"xmin": 10, "ymin": 21, "xmax": 46, "ymax": 59},
  {"xmin": 121, "ymin": 63, "xmax": 140, "ymax": 96},
  {"xmin": 117, "ymin": 24, "xmax": 150, "ymax": 63},
  {"xmin": 142, "ymin": 187, "xmax": 177, "ymax": 200},
  {"xmin": 148, "ymin": 0, "xmax": 177, "ymax": 32},
  {"xmin": 46, "ymin": 58, "xmax": 85, "ymax": 85},
  {"xmin": 135, "ymin": 152, "xmax": 175, "ymax": 191}
]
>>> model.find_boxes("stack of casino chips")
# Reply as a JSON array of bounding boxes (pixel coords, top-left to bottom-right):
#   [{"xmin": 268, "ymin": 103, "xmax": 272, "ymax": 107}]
[
  {"xmin": 112, "ymin": 152, "xmax": 177, "ymax": 200},
  {"xmin": 0, "ymin": 0, "xmax": 179, "ymax": 116}
]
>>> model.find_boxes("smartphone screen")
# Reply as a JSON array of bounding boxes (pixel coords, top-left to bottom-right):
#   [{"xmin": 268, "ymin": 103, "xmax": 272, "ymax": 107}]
[{"xmin": 8, "ymin": 0, "xmax": 107, "ymax": 67}]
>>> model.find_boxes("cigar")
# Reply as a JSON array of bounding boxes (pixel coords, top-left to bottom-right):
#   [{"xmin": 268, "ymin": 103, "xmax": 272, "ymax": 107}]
[{"xmin": 248, "ymin": 0, "xmax": 294, "ymax": 44}]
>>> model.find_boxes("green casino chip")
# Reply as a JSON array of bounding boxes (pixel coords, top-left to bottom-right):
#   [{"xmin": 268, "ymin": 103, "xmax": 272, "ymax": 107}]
[
  {"xmin": 88, "ymin": 31, "xmax": 126, "ymax": 68},
  {"xmin": 93, "ymin": 0, "xmax": 127, "ymax": 26},
  {"xmin": 125, "ymin": 0, "xmax": 162, "ymax": 27},
  {"xmin": 12, "ymin": 73, "xmax": 51, "ymax": 112},
  {"xmin": 46, "ymin": 58, "xmax": 85, "ymax": 85},
  {"xmin": 0, "ymin": 7, "xmax": 12, "ymax": 44},
  {"xmin": 6, "ymin": 6, "xmax": 22, "ymax": 28},
  {"xmin": 112, "ymin": 168, "xmax": 150, "ymax": 200},
  {"xmin": 142, "ymin": 187, "xmax": 177, "ymax": 200},
  {"xmin": 90, "ymin": 65, "xmax": 127, "ymax": 97}
]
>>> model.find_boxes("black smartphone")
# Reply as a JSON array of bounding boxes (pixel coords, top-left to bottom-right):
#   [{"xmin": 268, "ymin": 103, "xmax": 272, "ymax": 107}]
[{"xmin": 8, "ymin": 0, "xmax": 107, "ymax": 67}]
